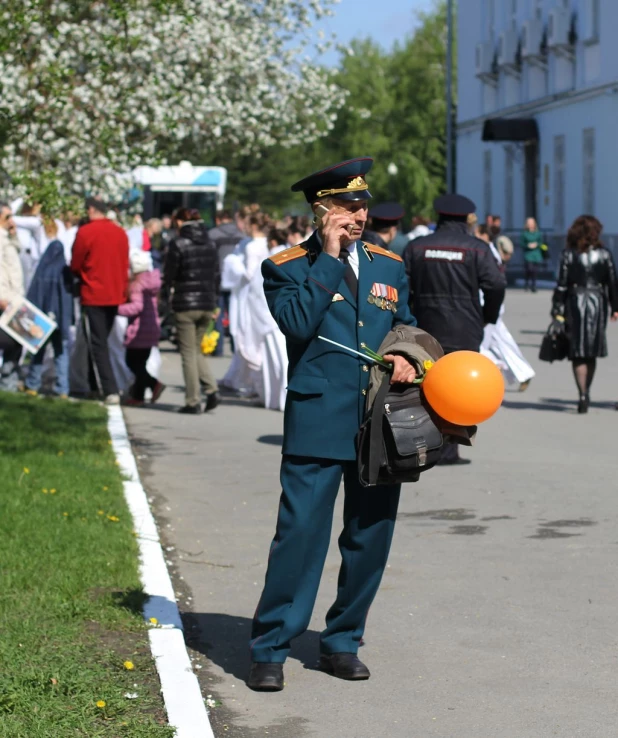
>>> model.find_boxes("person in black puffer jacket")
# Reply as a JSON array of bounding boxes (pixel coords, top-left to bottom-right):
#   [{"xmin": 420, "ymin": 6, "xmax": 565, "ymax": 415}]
[{"xmin": 164, "ymin": 208, "xmax": 221, "ymax": 414}]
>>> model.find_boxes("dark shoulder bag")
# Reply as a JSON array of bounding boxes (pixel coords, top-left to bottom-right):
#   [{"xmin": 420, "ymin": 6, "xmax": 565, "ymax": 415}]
[{"xmin": 356, "ymin": 374, "xmax": 443, "ymax": 487}]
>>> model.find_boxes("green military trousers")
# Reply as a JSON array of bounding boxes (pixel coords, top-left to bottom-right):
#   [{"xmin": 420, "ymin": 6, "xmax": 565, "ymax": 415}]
[{"xmin": 250, "ymin": 455, "xmax": 401, "ymax": 663}]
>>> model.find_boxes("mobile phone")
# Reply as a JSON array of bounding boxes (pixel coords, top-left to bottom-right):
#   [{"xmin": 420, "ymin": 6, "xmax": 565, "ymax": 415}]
[
  {"xmin": 314, "ymin": 204, "xmax": 354, "ymax": 234},
  {"xmin": 314, "ymin": 204, "xmax": 330, "ymax": 225}
]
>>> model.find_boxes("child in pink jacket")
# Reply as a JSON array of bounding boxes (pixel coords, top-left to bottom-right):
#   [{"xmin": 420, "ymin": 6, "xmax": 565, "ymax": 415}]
[{"xmin": 119, "ymin": 251, "xmax": 165, "ymax": 406}]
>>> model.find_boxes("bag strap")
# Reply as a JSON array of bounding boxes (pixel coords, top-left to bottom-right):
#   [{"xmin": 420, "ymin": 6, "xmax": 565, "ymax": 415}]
[{"xmin": 367, "ymin": 373, "xmax": 393, "ymax": 485}]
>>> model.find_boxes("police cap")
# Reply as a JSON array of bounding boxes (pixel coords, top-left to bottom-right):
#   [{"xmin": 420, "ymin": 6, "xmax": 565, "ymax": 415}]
[
  {"xmin": 368, "ymin": 202, "xmax": 405, "ymax": 224},
  {"xmin": 433, "ymin": 194, "xmax": 476, "ymax": 217},
  {"xmin": 291, "ymin": 157, "xmax": 373, "ymax": 203}
]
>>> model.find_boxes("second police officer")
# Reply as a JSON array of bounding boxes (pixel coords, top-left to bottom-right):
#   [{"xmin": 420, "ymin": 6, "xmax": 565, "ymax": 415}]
[
  {"xmin": 363, "ymin": 202, "xmax": 408, "ymax": 256},
  {"xmin": 403, "ymin": 194, "xmax": 506, "ymax": 465}
]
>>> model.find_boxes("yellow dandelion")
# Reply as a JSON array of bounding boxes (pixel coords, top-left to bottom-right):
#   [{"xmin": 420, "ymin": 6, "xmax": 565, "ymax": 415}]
[
  {"xmin": 96, "ymin": 700, "xmax": 106, "ymax": 708},
  {"xmin": 107, "ymin": 515, "xmax": 119, "ymax": 522},
  {"xmin": 149, "ymin": 617, "xmax": 158, "ymax": 625},
  {"xmin": 42, "ymin": 488, "xmax": 48, "ymax": 494},
  {"xmin": 50, "ymin": 489, "xmax": 57, "ymax": 494},
  {"xmin": 123, "ymin": 660, "xmax": 135, "ymax": 670},
  {"xmin": 102, "ymin": 486, "xmax": 108, "ymax": 491},
  {"xmin": 63, "ymin": 512, "xmax": 69, "ymax": 517},
  {"xmin": 97, "ymin": 510, "xmax": 104, "ymax": 516},
  {"xmin": 423, "ymin": 360, "xmax": 434, "ymax": 372},
  {"xmin": 57, "ymin": 451, "xmax": 64, "ymax": 456},
  {"xmin": 23, "ymin": 467, "xmax": 30, "ymax": 474}
]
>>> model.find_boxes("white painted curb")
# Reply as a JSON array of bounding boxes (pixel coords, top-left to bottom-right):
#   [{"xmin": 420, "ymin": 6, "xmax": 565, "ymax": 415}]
[{"xmin": 107, "ymin": 406, "xmax": 215, "ymax": 738}]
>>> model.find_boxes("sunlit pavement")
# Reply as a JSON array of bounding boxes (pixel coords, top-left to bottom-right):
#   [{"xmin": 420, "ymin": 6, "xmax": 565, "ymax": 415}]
[{"xmin": 125, "ymin": 288, "xmax": 618, "ymax": 738}]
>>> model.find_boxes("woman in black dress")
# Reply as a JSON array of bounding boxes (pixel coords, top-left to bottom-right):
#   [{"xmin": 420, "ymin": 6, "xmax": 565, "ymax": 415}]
[{"xmin": 552, "ymin": 215, "xmax": 618, "ymax": 413}]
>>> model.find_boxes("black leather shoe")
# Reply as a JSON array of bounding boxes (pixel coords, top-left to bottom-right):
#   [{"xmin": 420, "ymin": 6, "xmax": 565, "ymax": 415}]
[
  {"xmin": 178, "ymin": 404, "xmax": 202, "ymax": 414},
  {"xmin": 247, "ymin": 662, "xmax": 284, "ymax": 691},
  {"xmin": 577, "ymin": 394, "xmax": 589, "ymax": 414},
  {"xmin": 204, "ymin": 391, "xmax": 221, "ymax": 412},
  {"xmin": 319, "ymin": 653, "xmax": 370, "ymax": 681}
]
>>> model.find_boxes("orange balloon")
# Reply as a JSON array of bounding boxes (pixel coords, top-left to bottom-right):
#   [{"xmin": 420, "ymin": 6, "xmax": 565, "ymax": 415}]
[{"xmin": 422, "ymin": 351, "xmax": 504, "ymax": 426}]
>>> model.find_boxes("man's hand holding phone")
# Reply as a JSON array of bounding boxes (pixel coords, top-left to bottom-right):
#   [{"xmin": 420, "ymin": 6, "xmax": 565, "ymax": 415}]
[{"xmin": 317, "ymin": 206, "xmax": 357, "ymax": 259}]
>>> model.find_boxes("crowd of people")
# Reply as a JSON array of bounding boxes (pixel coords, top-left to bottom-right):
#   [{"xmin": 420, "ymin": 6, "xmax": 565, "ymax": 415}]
[
  {"xmin": 0, "ymin": 191, "xmax": 617, "ymax": 418},
  {"xmin": 0, "ymin": 196, "xmax": 316, "ymax": 412}
]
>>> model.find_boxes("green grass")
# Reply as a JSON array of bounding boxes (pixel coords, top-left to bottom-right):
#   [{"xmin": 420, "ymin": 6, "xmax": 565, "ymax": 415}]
[{"xmin": 0, "ymin": 393, "xmax": 174, "ymax": 738}]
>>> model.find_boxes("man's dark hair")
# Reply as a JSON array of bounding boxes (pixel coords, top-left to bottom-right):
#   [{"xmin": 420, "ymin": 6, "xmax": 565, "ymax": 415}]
[
  {"xmin": 85, "ymin": 197, "xmax": 107, "ymax": 214},
  {"xmin": 218, "ymin": 209, "xmax": 232, "ymax": 221},
  {"xmin": 477, "ymin": 224, "xmax": 489, "ymax": 237}
]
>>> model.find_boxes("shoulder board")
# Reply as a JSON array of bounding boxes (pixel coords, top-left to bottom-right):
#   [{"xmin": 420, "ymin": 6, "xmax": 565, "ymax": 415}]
[
  {"xmin": 363, "ymin": 242, "xmax": 403, "ymax": 262},
  {"xmin": 268, "ymin": 244, "xmax": 308, "ymax": 266}
]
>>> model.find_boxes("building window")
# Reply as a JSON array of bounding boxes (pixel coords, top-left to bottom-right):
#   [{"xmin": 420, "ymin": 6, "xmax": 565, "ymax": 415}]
[
  {"xmin": 592, "ymin": 0, "xmax": 600, "ymax": 39},
  {"xmin": 505, "ymin": 146, "xmax": 514, "ymax": 229},
  {"xmin": 510, "ymin": 0, "xmax": 518, "ymax": 30},
  {"xmin": 582, "ymin": 128, "xmax": 595, "ymax": 214},
  {"xmin": 534, "ymin": 0, "xmax": 543, "ymax": 20},
  {"xmin": 484, "ymin": 150, "xmax": 492, "ymax": 219},
  {"xmin": 553, "ymin": 135, "xmax": 566, "ymax": 232},
  {"xmin": 484, "ymin": 0, "xmax": 495, "ymax": 41}
]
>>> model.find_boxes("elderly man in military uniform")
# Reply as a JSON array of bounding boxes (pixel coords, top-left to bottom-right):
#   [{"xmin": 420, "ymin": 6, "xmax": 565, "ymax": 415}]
[
  {"xmin": 403, "ymin": 194, "xmax": 506, "ymax": 465},
  {"xmin": 363, "ymin": 202, "xmax": 408, "ymax": 256},
  {"xmin": 248, "ymin": 158, "xmax": 417, "ymax": 692}
]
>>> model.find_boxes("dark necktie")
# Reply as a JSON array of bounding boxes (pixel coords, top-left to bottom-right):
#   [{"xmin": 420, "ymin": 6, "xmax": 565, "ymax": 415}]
[{"xmin": 339, "ymin": 248, "xmax": 358, "ymax": 300}]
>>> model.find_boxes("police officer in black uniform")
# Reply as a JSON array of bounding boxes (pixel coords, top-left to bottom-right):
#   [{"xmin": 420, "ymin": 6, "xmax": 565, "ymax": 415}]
[
  {"xmin": 403, "ymin": 194, "xmax": 506, "ymax": 464},
  {"xmin": 363, "ymin": 202, "xmax": 407, "ymax": 255}
]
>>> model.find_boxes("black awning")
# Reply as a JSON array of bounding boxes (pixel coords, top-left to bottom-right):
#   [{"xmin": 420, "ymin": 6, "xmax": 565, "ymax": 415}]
[{"xmin": 482, "ymin": 118, "xmax": 539, "ymax": 142}]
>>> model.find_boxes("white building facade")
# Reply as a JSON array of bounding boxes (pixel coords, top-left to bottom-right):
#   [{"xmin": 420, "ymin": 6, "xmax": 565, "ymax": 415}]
[{"xmin": 457, "ymin": 0, "xmax": 618, "ymax": 262}]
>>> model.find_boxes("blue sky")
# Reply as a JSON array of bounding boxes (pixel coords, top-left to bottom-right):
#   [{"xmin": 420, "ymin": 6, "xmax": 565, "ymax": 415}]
[{"xmin": 310, "ymin": 0, "xmax": 437, "ymax": 66}]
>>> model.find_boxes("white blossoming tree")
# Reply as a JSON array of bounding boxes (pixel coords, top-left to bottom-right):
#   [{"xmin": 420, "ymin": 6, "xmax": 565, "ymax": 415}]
[{"xmin": 0, "ymin": 0, "xmax": 343, "ymax": 211}]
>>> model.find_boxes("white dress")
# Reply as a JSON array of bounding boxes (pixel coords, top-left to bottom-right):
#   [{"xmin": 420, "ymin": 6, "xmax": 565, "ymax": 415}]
[
  {"xmin": 221, "ymin": 236, "xmax": 269, "ymax": 392},
  {"xmin": 480, "ymin": 242, "xmax": 535, "ymax": 386},
  {"xmin": 250, "ymin": 245, "xmax": 288, "ymax": 411}
]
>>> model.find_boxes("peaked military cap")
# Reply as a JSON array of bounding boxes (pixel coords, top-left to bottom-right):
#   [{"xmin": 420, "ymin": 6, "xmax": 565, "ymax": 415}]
[
  {"xmin": 291, "ymin": 157, "xmax": 373, "ymax": 203},
  {"xmin": 433, "ymin": 193, "xmax": 476, "ymax": 217},
  {"xmin": 369, "ymin": 202, "xmax": 405, "ymax": 225},
  {"xmin": 433, "ymin": 194, "xmax": 476, "ymax": 217}
]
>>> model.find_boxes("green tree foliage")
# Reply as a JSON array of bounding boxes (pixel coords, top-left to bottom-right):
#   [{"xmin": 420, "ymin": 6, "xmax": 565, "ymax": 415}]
[{"xmin": 221, "ymin": 1, "xmax": 455, "ymax": 222}]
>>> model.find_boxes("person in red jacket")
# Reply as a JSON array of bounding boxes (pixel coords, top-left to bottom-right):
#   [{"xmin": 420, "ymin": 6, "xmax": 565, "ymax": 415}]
[{"xmin": 71, "ymin": 198, "xmax": 129, "ymax": 404}]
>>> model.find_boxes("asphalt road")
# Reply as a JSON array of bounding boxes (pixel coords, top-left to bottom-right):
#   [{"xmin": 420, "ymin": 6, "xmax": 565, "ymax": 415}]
[{"xmin": 125, "ymin": 289, "xmax": 618, "ymax": 738}]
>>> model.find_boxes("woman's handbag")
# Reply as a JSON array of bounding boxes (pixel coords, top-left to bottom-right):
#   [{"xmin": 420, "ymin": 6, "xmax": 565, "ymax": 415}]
[{"xmin": 539, "ymin": 319, "xmax": 569, "ymax": 362}]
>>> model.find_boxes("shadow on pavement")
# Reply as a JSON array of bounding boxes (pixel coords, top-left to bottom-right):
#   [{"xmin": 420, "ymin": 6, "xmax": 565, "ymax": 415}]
[
  {"xmin": 184, "ymin": 612, "xmax": 322, "ymax": 681},
  {"xmin": 502, "ymin": 399, "xmax": 570, "ymax": 412},
  {"xmin": 502, "ymin": 396, "xmax": 616, "ymax": 412},
  {"xmin": 257, "ymin": 435, "xmax": 284, "ymax": 446}
]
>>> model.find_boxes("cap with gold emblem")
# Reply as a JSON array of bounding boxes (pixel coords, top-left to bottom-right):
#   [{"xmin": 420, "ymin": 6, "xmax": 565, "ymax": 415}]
[{"xmin": 291, "ymin": 157, "xmax": 373, "ymax": 203}]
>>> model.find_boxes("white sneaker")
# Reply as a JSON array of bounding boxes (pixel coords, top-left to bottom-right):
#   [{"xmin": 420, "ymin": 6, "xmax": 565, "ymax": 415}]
[{"xmin": 104, "ymin": 393, "xmax": 121, "ymax": 405}]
